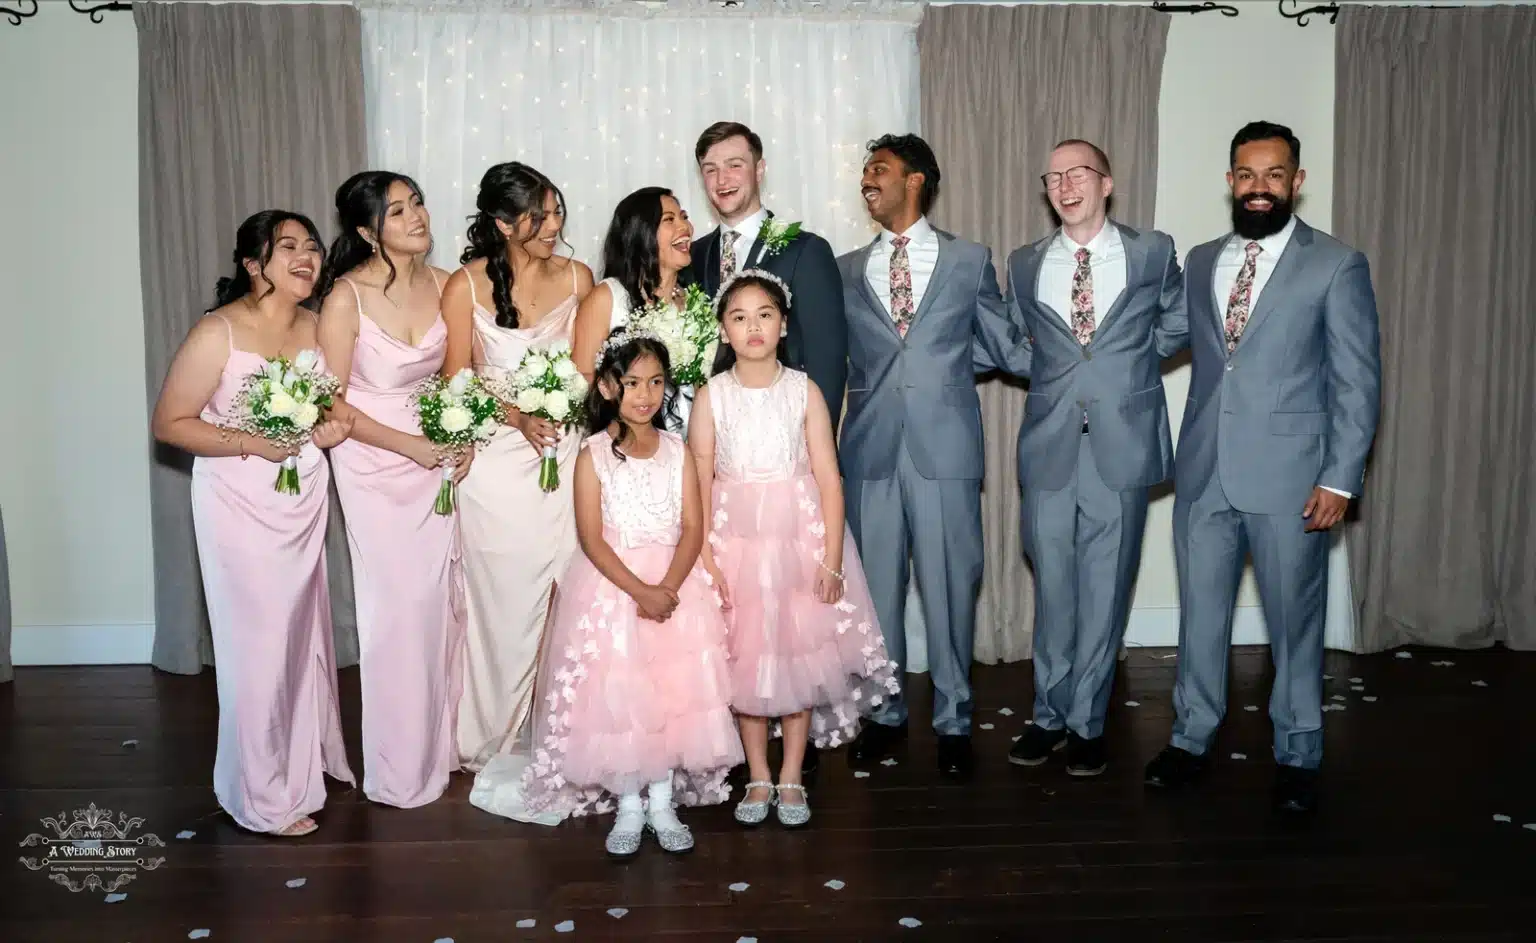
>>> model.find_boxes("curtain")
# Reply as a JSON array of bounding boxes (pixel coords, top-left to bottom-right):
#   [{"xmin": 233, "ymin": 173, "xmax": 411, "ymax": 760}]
[
  {"xmin": 1, "ymin": 507, "xmax": 10, "ymax": 683},
  {"xmin": 136, "ymin": 1, "xmax": 367, "ymax": 674},
  {"xmin": 1335, "ymin": 6, "xmax": 1536, "ymax": 652},
  {"xmin": 360, "ymin": 0, "xmax": 921, "ymax": 268},
  {"xmin": 918, "ymin": 4, "xmax": 1169, "ymax": 664}
]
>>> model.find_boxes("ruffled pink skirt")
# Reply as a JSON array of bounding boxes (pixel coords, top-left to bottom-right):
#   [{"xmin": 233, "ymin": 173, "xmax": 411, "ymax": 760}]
[
  {"xmin": 518, "ymin": 531, "xmax": 742, "ymax": 818},
  {"xmin": 710, "ymin": 473, "xmax": 900, "ymax": 748}
]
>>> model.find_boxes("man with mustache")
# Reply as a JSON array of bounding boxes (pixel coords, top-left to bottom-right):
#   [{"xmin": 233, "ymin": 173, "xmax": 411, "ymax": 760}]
[
  {"xmin": 1145, "ymin": 121, "xmax": 1381, "ymax": 814},
  {"xmin": 837, "ymin": 133, "xmax": 1031, "ymax": 778},
  {"xmin": 1003, "ymin": 140, "xmax": 1187, "ymax": 778}
]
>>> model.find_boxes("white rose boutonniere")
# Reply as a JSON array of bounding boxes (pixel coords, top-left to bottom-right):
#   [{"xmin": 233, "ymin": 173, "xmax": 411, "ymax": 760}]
[{"xmin": 758, "ymin": 218, "xmax": 802, "ymax": 257}]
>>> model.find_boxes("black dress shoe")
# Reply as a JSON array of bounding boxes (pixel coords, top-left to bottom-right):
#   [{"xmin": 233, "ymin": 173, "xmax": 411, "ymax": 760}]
[
  {"xmin": 1272, "ymin": 764, "xmax": 1319, "ymax": 814},
  {"xmin": 849, "ymin": 721, "xmax": 907, "ymax": 763},
  {"xmin": 936, "ymin": 734, "xmax": 974, "ymax": 779},
  {"xmin": 1064, "ymin": 733, "xmax": 1107, "ymax": 777},
  {"xmin": 1007, "ymin": 724, "xmax": 1066, "ymax": 766},
  {"xmin": 1144, "ymin": 745, "xmax": 1208, "ymax": 789},
  {"xmin": 802, "ymin": 741, "xmax": 819, "ymax": 774}
]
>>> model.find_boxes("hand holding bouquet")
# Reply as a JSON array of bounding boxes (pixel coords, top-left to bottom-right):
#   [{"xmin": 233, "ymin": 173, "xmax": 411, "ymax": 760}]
[
  {"xmin": 628, "ymin": 284, "xmax": 718, "ymax": 388},
  {"xmin": 413, "ymin": 368, "xmax": 501, "ymax": 515},
  {"xmin": 228, "ymin": 349, "xmax": 340, "ymax": 495},
  {"xmin": 494, "ymin": 340, "xmax": 588, "ymax": 492}
]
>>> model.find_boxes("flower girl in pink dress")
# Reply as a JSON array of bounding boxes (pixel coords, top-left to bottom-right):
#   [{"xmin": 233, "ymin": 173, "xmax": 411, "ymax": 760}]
[
  {"xmin": 689, "ymin": 270, "xmax": 898, "ymax": 828},
  {"xmin": 516, "ymin": 329, "xmax": 741, "ymax": 856}
]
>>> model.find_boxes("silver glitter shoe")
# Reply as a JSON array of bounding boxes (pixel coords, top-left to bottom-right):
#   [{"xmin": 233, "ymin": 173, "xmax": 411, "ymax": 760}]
[
  {"xmin": 605, "ymin": 808, "xmax": 645, "ymax": 857},
  {"xmin": 734, "ymin": 781, "xmax": 775, "ymax": 826},
  {"xmin": 645, "ymin": 806, "xmax": 695, "ymax": 853},
  {"xmin": 774, "ymin": 783, "xmax": 811, "ymax": 828}
]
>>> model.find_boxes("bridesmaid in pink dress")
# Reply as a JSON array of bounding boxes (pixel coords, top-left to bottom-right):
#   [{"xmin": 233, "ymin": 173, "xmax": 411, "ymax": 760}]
[
  {"xmin": 150, "ymin": 211, "xmax": 355, "ymax": 837},
  {"xmin": 440, "ymin": 163, "xmax": 594, "ymax": 798},
  {"xmin": 316, "ymin": 172, "xmax": 469, "ymax": 809}
]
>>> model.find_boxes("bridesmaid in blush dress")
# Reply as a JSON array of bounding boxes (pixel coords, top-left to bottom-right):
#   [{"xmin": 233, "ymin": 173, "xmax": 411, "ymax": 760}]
[
  {"xmin": 316, "ymin": 172, "xmax": 469, "ymax": 809},
  {"xmin": 150, "ymin": 210, "xmax": 355, "ymax": 837},
  {"xmin": 439, "ymin": 163, "xmax": 594, "ymax": 795}
]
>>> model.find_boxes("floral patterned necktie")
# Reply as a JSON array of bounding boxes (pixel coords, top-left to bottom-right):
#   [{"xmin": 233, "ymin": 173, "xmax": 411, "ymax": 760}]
[
  {"xmin": 889, "ymin": 235, "xmax": 914, "ymax": 336},
  {"xmin": 720, "ymin": 230, "xmax": 738, "ymax": 283},
  {"xmin": 1225, "ymin": 241, "xmax": 1262, "ymax": 353},
  {"xmin": 1070, "ymin": 246, "xmax": 1095, "ymax": 346}
]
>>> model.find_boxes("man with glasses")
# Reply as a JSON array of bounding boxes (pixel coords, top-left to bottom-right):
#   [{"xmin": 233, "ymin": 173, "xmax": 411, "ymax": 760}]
[{"xmin": 1003, "ymin": 139, "xmax": 1187, "ymax": 777}]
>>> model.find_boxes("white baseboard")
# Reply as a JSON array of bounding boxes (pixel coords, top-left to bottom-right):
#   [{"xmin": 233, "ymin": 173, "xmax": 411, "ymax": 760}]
[{"xmin": 10, "ymin": 623, "xmax": 156, "ymax": 666}]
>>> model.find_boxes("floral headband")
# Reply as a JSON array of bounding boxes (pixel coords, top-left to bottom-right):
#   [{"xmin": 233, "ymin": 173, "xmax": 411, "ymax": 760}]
[
  {"xmin": 596, "ymin": 326, "xmax": 665, "ymax": 370},
  {"xmin": 712, "ymin": 268, "xmax": 794, "ymax": 314}
]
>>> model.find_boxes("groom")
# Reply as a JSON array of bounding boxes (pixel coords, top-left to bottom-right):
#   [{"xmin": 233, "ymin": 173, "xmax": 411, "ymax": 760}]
[
  {"xmin": 692, "ymin": 121, "xmax": 848, "ymax": 432},
  {"xmin": 838, "ymin": 133, "xmax": 1030, "ymax": 778}
]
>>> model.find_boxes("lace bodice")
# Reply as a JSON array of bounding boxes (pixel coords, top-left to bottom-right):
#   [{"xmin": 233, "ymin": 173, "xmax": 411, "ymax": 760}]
[
  {"xmin": 709, "ymin": 366, "xmax": 809, "ymax": 482},
  {"xmin": 588, "ymin": 429, "xmax": 685, "ymax": 548}
]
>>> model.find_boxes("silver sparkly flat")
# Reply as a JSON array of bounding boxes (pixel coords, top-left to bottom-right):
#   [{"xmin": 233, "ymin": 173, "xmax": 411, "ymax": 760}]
[
  {"xmin": 734, "ymin": 781, "xmax": 775, "ymax": 826},
  {"xmin": 774, "ymin": 783, "xmax": 811, "ymax": 828},
  {"xmin": 605, "ymin": 810, "xmax": 645, "ymax": 857},
  {"xmin": 645, "ymin": 808, "xmax": 695, "ymax": 853}
]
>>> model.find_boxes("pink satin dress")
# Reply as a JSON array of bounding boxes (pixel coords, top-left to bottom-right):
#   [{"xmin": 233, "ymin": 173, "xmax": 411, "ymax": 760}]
[
  {"xmin": 328, "ymin": 274, "xmax": 465, "ymax": 808},
  {"xmin": 190, "ymin": 314, "xmax": 354, "ymax": 834}
]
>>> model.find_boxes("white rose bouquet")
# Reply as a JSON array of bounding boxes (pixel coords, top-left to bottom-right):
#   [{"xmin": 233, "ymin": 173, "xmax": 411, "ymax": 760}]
[
  {"xmin": 413, "ymin": 368, "xmax": 501, "ymax": 515},
  {"xmin": 227, "ymin": 349, "xmax": 339, "ymax": 495},
  {"xmin": 629, "ymin": 283, "xmax": 717, "ymax": 388},
  {"xmin": 495, "ymin": 340, "xmax": 588, "ymax": 492}
]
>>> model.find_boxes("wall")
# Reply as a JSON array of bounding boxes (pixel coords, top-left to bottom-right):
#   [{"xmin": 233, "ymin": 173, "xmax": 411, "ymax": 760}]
[{"xmin": 3, "ymin": 1, "xmax": 1520, "ymax": 664}]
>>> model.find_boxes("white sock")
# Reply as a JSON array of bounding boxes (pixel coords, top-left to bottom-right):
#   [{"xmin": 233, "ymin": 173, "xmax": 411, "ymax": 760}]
[
  {"xmin": 615, "ymin": 792, "xmax": 644, "ymax": 824},
  {"xmin": 647, "ymin": 776, "xmax": 677, "ymax": 821}
]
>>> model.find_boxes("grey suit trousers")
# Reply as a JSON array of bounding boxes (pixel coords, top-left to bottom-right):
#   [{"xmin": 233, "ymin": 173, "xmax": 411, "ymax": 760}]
[
  {"xmin": 845, "ymin": 440, "xmax": 982, "ymax": 736},
  {"xmin": 1170, "ymin": 471, "xmax": 1329, "ymax": 769},
  {"xmin": 1021, "ymin": 433, "xmax": 1149, "ymax": 740}
]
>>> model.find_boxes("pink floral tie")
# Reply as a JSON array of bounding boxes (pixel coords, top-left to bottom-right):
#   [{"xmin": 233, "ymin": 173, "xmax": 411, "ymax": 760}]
[
  {"xmin": 1225, "ymin": 241, "xmax": 1262, "ymax": 353},
  {"xmin": 720, "ymin": 230, "xmax": 738, "ymax": 283},
  {"xmin": 889, "ymin": 235, "xmax": 914, "ymax": 336},
  {"xmin": 1070, "ymin": 246, "xmax": 1095, "ymax": 346}
]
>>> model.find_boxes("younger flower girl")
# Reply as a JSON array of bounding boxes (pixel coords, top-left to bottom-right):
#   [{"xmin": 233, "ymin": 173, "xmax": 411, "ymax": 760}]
[
  {"xmin": 689, "ymin": 270, "xmax": 898, "ymax": 828},
  {"xmin": 516, "ymin": 328, "xmax": 741, "ymax": 856}
]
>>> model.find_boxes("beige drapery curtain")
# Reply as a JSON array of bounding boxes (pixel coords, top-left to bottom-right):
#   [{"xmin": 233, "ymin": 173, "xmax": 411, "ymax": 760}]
[
  {"xmin": 136, "ymin": 1, "xmax": 367, "ymax": 673},
  {"xmin": 1335, "ymin": 6, "xmax": 1536, "ymax": 652},
  {"xmin": 917, "ymin": 4, "xmax": 1169, "ymax": 663}
]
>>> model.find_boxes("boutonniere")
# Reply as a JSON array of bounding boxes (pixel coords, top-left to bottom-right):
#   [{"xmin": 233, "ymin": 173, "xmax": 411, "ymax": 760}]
[{"xmin": 758, "ymin": 218, "xmax": 802, "ymax": 257}]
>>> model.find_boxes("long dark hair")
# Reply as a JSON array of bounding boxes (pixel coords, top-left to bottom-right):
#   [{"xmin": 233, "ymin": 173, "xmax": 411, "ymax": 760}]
[
  {"xmin": 459, "ymin": 162, "xmax": 569, "ymax": 329},
  {"xmin": 710, "ymin": 271, "xmax": 793, "ymax": 376},
  {"xmin": 600, "ymin": 186, "xmax": 696, "ymax": 310},
  {"xmin": 212, "ymin": 210, "xmax": 326, "ymax": 310},
  {"xmin": 585, "ymin": 328, "xmax": 676, "ymax": 461},
  {"xmin": 316, "ymin": 170, "xmax": 427, "ymax": 303}
]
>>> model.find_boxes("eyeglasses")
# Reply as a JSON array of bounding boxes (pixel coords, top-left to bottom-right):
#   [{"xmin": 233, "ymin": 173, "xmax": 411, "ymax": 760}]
[{"xmin": 1041, "ymin": 166, "xmax": 1105, "ymax": 190}]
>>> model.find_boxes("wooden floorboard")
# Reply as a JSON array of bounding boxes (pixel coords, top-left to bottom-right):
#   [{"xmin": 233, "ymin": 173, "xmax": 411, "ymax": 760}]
[{"xmin": 2, "ymin": 646, "xmax": 1533, "ymax": 942}]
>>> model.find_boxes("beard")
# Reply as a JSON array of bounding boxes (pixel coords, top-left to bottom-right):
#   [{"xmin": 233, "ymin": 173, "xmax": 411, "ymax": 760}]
[{"xmin": 1231, "ymin": 190, "xmax": 1294, "ymax": 240}]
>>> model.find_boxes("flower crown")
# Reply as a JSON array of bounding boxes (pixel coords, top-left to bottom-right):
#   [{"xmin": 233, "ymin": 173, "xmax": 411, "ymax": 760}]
[
  {"xmin": 596, "ymin": 326, "xmax": 665, "ymax": 369},
  {"xmin": 712, "ymin": 268, "xmax": 794, "ymax": 314}
]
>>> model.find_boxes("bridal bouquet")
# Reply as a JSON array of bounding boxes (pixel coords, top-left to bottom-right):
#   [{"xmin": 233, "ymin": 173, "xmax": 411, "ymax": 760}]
[
  {"xmin": 228, "ymin": 349, "xmax": 338, "ymax": 495},
  {"xmin": 629, "ymin": 283, "xmax": 718, "ymax": 388},
  {"xmin": 413, "ymin": 368, "xmax": 501, "ymax": 515},
  {"xmin": 492, "ymin": 341, "xmax": 588, "ymax": 492}
]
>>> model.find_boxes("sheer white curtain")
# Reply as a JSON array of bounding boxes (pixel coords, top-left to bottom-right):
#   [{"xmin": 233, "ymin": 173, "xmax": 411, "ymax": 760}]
[{"xmin": 361, "ymin": 0, "xmax": 935, "ymax": 670}]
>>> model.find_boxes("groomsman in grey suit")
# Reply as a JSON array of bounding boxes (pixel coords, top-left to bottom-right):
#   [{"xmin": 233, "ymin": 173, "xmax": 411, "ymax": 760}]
[
  {"xmin": 1144, "ymin": 121, "xmax": 1380, "ymax": 814},
  {"xmin": 1003, "ymin": 140, "xmax": 1187, "ymax": 778},
  {"xmin": 838, "ymin": 133, "xmax": 1030, "ymax": 778}
]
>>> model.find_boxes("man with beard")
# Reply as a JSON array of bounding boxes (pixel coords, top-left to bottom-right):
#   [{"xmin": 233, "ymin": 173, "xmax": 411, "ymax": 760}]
[
  {"xmin": 692, "ymin": 122, "xmax": 847, "ymax": 433},
  {"xmin": 837, "ymin": 133, "xmax": 1031, "ymax": 779},
  {"xmin": 1144, "ymin": 121, "xmax": 1380, "ymax": 814}
]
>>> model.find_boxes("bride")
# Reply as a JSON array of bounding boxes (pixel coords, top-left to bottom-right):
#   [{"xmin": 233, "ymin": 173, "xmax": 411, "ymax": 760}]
[{"xmin": 572, "ymin": 186, "xmax": 699, "ymax": 432}]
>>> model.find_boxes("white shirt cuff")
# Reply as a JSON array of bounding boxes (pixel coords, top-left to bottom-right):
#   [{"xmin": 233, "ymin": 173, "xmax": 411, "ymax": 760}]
[{"xmin": 1321, "ymin": 486, "xmax": 1352, "ymax": 499}]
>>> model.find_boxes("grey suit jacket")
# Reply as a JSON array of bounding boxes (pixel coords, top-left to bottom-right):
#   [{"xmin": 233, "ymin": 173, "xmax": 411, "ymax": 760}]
[
  {"xmin": 1005, "ymin": 222, "xmax": 1187, "ymax": 493},
  {"xmin": 837, "ymin": 229, "xmax": 1030, "ymax": 482},
  {"xmin": 1177, "ymin": 218, "xmax": 1381, "ymax": 515}
]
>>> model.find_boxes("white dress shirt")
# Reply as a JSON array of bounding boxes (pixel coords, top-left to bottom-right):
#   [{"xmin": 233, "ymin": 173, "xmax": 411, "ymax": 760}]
[
  {"xmin": 1212, "ymin": 215, "xmax": 1348, "ymax": 499},
  {"xmin": 865, "ymin": 215, "xmax": 940, "ymax": 316},
  {"xmin": 716, "ymin": 206, "xmax": 770, "ymax": 276},
  {"xmin": 1038, "ymin": 222, "xmax": 1126, "ymax": 327}
]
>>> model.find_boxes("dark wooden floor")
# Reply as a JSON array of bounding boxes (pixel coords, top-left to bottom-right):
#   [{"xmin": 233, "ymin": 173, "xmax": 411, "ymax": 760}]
[{"xmin": 2, "ymin": 647, "xmax": 1534, "ymax": 942}]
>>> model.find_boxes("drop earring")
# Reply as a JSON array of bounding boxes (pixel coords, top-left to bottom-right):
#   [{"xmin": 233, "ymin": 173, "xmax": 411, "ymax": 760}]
[{"xmin": 780, "ymin": 325, "xmax": 788, "ymax": 338}]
